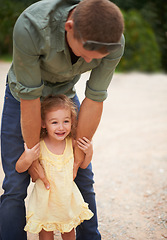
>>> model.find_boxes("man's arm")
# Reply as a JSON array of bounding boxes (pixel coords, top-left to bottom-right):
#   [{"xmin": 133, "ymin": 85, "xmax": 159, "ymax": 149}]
[
  {"xmin": 77, "ymin": 137, "xmax": 93, "ymax": 169},
  {"xmin": 73, "ymin": 97, "xmax": 103, "ymax": 178},
  {"xmin": 20, "ymin": 98, "xmax": 50, "ymax": 189},
  {"xmin": 20, "ymin": 98, "xmax": 41, "ymax": 148}
]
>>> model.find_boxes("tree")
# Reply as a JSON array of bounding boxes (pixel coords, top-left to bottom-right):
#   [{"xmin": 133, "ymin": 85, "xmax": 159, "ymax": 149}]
[
  {"xmin": 0, "ymin": 0, "xmax": 37, "ymax": 55},
  {"xmin": 141, "ymin": 1, "xmax": 167, "ymax": 71},
  {"xmin": 117, "ymin": 10, "xmax": 161, "ymax": 72},
  {"xmin": 112, "ymin": 0, "xmax": 167, "ymax": 71}
]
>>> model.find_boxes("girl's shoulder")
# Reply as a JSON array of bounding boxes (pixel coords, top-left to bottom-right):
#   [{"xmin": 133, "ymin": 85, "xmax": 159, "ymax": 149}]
[{"xmin": 39, "ymin": 139, "xmax": 44, "ymax": 146}]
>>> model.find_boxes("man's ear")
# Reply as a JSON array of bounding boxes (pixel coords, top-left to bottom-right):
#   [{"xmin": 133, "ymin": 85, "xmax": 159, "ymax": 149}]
[{"xmin": 65, "ymin": 20, "xmax": 74, "ymax": 32}]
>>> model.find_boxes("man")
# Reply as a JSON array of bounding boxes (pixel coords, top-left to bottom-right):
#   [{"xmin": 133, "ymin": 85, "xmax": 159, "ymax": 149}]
[{"xmin": 0, "ymin": 0, "xmax": 125, "ymax": 239}]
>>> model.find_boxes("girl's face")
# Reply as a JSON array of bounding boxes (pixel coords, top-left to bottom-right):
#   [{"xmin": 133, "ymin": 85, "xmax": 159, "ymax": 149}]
[{"xmin": 42, "ymin": 108, "xmax": 72, "ymax": 142}]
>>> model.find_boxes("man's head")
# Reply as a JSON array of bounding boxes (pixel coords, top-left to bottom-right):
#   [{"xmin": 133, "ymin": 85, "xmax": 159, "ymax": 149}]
[
  {"xmin": 65, "ymin": 0, "xmax": 124, "ymax": 61},
  {"xmin": 73, "ymin": 0, "xmax": 124, "ymax": 43}
]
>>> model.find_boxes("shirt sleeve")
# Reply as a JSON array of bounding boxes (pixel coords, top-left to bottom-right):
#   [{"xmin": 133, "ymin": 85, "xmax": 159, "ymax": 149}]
[
  {"xmin": 12, "ymin": 12, "xmax": 44, "ymax": 100},
  {"xmin": 85, "ymin": 34, "xmax": 125, "ymax": 102}
]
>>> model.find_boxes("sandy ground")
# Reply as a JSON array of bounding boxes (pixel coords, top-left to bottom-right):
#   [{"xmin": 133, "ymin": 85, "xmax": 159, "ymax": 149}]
[{"xmin": 0, "ymin": 62, "xmax": 167, "ymax": 240}]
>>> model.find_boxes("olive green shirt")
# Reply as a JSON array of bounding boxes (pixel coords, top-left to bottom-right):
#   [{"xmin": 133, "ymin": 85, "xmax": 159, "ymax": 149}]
[{"xmin": 8, "ymin": 0, "xmax": 125, "ymax": 102}]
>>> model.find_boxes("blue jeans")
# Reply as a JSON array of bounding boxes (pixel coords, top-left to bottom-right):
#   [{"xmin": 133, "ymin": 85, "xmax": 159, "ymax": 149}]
[{"xmin": 0, "ymin": 84, "xmax": 101, "ymax": 240}]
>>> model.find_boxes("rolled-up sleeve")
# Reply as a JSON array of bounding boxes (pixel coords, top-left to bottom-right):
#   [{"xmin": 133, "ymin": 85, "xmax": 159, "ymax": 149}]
[
  {"xmin": 12, "ymin": 12, "xmax": 44, "ymax": 100},
  {"xmin": 85, "ymin": 34, "xmax": 125, "ymax": 102}
]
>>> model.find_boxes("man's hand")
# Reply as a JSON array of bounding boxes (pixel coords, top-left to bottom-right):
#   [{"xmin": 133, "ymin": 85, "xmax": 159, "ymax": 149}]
[{"xmin": 28, "ymin": 160, "xmax": 50, "ymax": 190}]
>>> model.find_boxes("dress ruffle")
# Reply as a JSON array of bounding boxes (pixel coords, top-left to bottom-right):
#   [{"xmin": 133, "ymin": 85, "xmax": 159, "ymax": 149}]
[{"xmin": 24, "ymin": 203, "xmax": 93, "ymax": 234}]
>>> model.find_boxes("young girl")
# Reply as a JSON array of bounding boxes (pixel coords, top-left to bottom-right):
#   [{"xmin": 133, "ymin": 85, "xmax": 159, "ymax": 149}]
[{"xmin": 16, "ymin": 95, "xmax": 94, "ymax": 240}]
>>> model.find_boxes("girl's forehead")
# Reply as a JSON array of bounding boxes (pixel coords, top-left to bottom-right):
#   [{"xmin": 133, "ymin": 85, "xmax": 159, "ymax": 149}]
[
  {"xmin": 45, "ymin": 107, "xmax": 71, "ymax": 117},
  {"xmin": 48, "ymin": 106, "xmax": 71, "ymax": 113}
]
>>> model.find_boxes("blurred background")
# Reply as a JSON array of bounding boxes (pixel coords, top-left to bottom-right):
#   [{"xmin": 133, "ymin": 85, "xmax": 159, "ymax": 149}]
[
  {"xmin": 0, "ymin": 1, "xmax": 167, "ymax": 239},
  {"xmin": 0, "ymin": 0, "xmax": 167, "ymax": 72}
]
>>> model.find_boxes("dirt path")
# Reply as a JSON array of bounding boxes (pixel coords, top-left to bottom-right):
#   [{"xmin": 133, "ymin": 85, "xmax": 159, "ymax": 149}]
[{"xmin": 0, "ymin": 62, "xmax": 167, "ymax": 240}]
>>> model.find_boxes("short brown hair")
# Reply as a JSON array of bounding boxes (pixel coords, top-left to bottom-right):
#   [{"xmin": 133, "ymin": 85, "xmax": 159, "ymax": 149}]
[
  {"xmin": 73, "ymin": 0, "xmax": 124, "ymax": 44},
  {"xmin": 41, "ymin": 95, "xmax": 77, "ymax": 139}
]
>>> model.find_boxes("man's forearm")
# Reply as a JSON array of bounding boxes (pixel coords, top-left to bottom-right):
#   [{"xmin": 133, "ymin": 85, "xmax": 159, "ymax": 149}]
[
  {"xmin": 20, "ymin": 98, "xmax": 41, "ymax": 148},
  {"xmin": 20, "ymin": 98, "xmax": 50, "ymax": 189},
  {"xmin": 74, "ymin": 97, "xmax": 103, "ymax": 166}
]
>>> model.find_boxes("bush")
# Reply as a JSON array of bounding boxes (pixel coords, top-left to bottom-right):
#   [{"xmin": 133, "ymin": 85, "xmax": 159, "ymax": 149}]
[
  {"xmin": 112, "ymin": 0, "xmax": 167, "ymax": 72},
  {"xmin": 0, "ymin": 0, "xmax": 25, "ymax": 55},
  {"xmin": 117, "ymin": 10, "xmax": 161, "ymax": 72},
  {"xmin": 0, "ymin": 0, "xmax": 37, "ymax": 56},
  {"xmin": 141, "ymin": 1, "xmax": 167, "ymax": 72}
]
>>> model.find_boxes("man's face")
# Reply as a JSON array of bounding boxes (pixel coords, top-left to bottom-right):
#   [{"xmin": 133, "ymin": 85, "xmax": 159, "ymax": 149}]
[{"xmin": 65, "ymin": 21, "xmax": 109, "ymax": 63}]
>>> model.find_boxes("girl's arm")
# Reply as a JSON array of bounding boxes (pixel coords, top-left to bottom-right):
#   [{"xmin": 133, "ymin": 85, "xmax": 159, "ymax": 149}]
[
  {"xmin": 77, "ymin": 137, "xmax": 93, "ymax": 169},
  {"xmin": 15, "ymin": 143, "xmax": 40, "ymax": 173}
]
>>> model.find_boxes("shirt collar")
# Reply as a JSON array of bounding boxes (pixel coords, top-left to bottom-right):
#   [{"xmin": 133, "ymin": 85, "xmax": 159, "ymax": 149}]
[{"xmin": 56, "ymin": 4, "xmax": 78, "ymax": 52}]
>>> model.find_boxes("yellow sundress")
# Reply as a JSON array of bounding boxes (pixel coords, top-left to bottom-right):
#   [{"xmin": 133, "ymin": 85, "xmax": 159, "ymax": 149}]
[{"xmin": 24, "ymin": 137, "xmax": 93, "ymax": 234}]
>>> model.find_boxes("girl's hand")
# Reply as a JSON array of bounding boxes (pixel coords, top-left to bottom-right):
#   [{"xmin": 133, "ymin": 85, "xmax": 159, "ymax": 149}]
[
  {"xmin": 16, "ymin": 142, "xmax": 40, "ymax": 174},
  {"xmin": 25, "ymin": 143, "xmax": 50, "ymax": 190},
  {"xmin": 77, "ymin": 137, "xmax": 93, "ymax": 157},
  {"xmin": 24, "ymin": 142, "xmax": 40, "ymax": 162}
]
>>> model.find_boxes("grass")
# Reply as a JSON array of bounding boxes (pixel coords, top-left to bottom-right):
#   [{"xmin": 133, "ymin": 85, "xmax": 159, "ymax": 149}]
[{"xmin": 0, "ymin": 54, "xmax": 12, "ymax": 62}]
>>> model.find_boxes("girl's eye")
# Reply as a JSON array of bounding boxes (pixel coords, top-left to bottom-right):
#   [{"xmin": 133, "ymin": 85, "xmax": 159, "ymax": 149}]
[
  {"xmin": 52, "ymin": 121, "xmax": 58, "ymax": 124},
  {"xmin": 64, "ymin": 120, "xmax": 69, "ymax": 123}
]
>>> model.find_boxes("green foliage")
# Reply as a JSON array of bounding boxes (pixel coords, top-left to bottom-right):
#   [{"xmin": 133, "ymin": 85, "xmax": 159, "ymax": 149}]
[
  {"xmin": 0, "ymin": 0, "xmax": 25, "ymax": 55},
  {"xmin": 112, "ymin": 0, "xmax": 167, "ymax": 72},
  {"xmin": 112, "ymin": 0, "xmax": 146, "ymax": 10},
  {"xmin": 0, "ymin": 54, "xmax": 12, "ymax": 62},
  {"xmin": 141, "ymin": 1, "xmax": 167, "ymax": 72},
  {"xmin": 0, "ymin": 0, "xmax": 38, "ymax": 55},
  {"xmin": 117, "ymin": 10, "xmax": 161, "ymax": 72}
]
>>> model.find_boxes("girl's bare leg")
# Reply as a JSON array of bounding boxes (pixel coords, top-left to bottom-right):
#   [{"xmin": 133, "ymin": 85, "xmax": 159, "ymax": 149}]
[
  {"xmin": 61, "ymin": 228, "xmax": 75, "ymax": 240},
  {"xmin": 39, "ymin": 229, "xmax": 54, "ymax": 240}
]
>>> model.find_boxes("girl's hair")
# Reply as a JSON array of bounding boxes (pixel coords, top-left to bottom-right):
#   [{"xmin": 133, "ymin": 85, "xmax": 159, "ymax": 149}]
[
  {"xmin": 40, "ymin": 95, "xmax": 77, "ymax": 139},
  {"xmin": 72, "ymin": 0, "xmax": 124, "ymax": 53}
]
